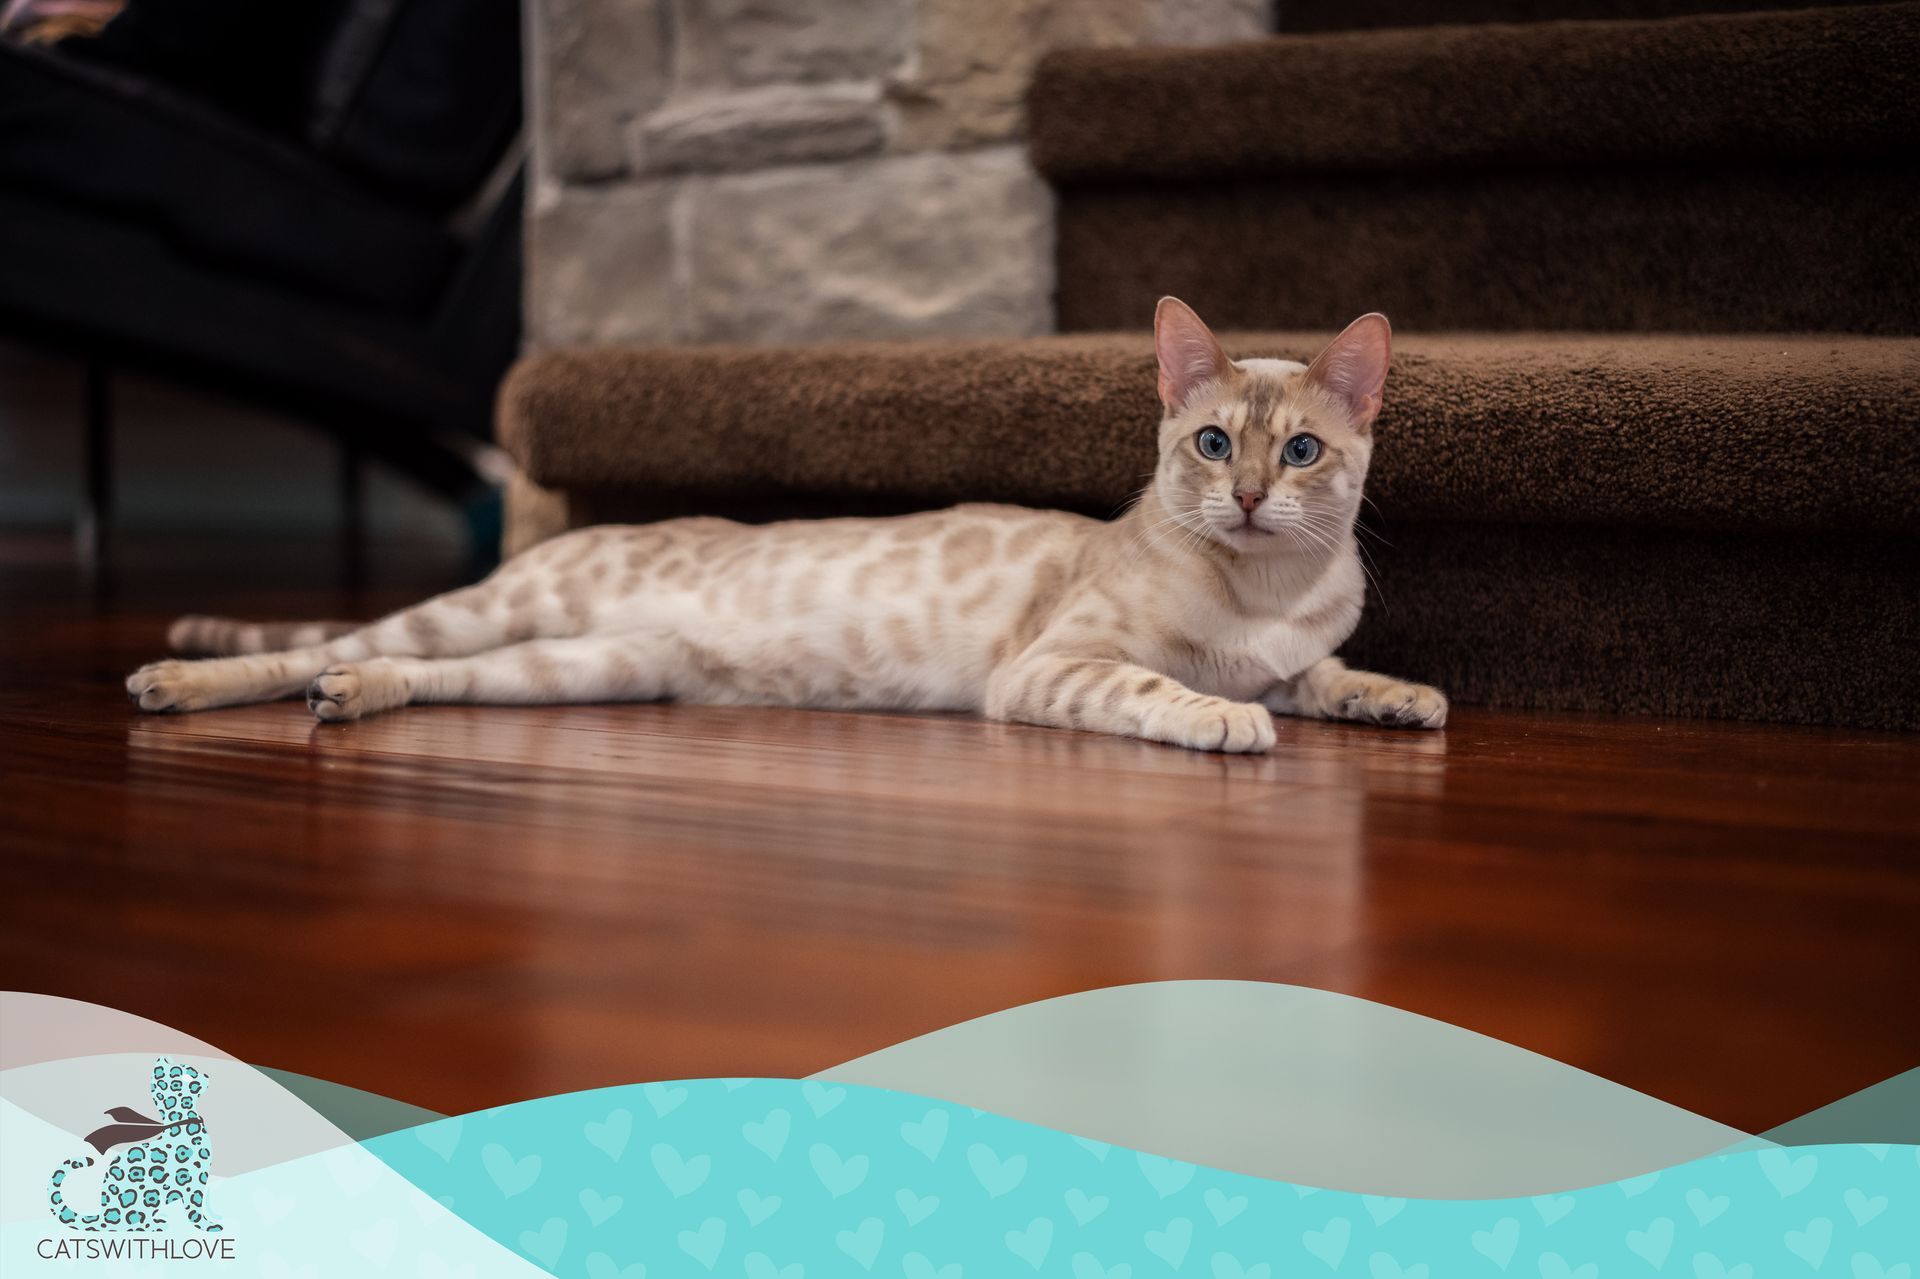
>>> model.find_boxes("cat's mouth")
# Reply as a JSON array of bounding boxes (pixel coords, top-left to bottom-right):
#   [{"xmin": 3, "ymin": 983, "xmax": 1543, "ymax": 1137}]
[{"xmin": 1228, "ymin": 514, "xmax": 1275, "ymax": 536}]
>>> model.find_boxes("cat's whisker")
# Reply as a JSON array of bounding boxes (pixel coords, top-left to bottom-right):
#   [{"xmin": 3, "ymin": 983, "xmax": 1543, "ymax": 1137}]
[
  {"xmin": 1108, "ymin": 476, "xmax": 1161, "ymax": 520},
  {"xmin": 1135, "ymin": 522, "xmax": 1202, "ymax": 566},
  {"xmin": 1129, "ymin": 502, "xmax": 1210, "ymax": 564},
  {"xmin": 1302, "ymin": 509, "xmax": 1388, "ymax": 611},
  {"xmin": 1280, "ymin": 520, "xmax": 1336, "ymax": 560},
  {"xmin": 1353, "ymin": 518, "xmax": 1393, "ymax": 549}
]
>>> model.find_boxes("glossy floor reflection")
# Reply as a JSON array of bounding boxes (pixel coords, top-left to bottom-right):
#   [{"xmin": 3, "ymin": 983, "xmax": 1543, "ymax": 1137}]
[{"xmin": 2, "ymin": 554, "xmax": 1916, "ymax": 1131}]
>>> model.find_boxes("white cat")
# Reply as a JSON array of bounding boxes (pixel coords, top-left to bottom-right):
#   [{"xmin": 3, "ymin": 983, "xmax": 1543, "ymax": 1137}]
[{"xmin": 129, "ymin": 299, "xmax": 1445, "ymax": 751}]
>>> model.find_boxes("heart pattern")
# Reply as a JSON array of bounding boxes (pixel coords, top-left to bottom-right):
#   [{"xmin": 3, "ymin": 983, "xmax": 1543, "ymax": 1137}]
[
  {"xmin": 583, "ymin": 1110, "xmax": 632, "ymax": 1163},
  {"xmin": 810, "ymin": 1143, "xmax": 871, "ymax": 1198},
  {"xmin": 1303, "ymin": 1217, "xmax": 1351, "ymax": 1270},
  {"xmin": 1470, "ymin": 1216, "xmax": 1519, "ymax": 1270},
  {"xmin": 642, "ymin": 1084, "xmax": 686, "ymax": 1120},
  {"xmin": 1205, "ymin": 1189, "xmax": 1247, "ymax": 1225},
  {"xmin": 897, "ymin": 1188, "xmax": 940, "ymax": 1226},
  {"xmin": 1845, "ymin": 1189, "xmax": 1888, "ymax": 1225},
  {"xmin": 743, "ymin": 1253, "xmax": 801, "ymax": 1279},
  {"xmin": 676, "ymin": 1216, "xmax": 725, "ymax": 1271},
  {"xmin": 836, "ymin": 1216, "xmax": 884, "ymax": 1269},
  {"xmin": 1007, "ymin": 1216, "xmax": 1055, "ymax": 1269},
  {"xmin": 802, "ymin": 1082, "xmax": 846, "ymax": 1118},
  {"xmin": 1620, "ymin": 1172, "xmax": 1662, "ymax": 1199},
  {"xmin": 738, "ymin": 1188, "xmax": 782, "ymax": 1226},
  {"xmin": 417, "ymin": 1117, "xmax": 464, "ymax": 1162},
  {"xmin": 1073, "ymin": 1252, "xmax": 1132, "ymax": 1279},
  {"xmin": 649, "ymin": 1143, "xmax": 710, "ymax": 1198},
  {"xmin": 363, "ymin": 1082, "xmax": 1916, "ymax": 1279},
  {"xmin": 1364, "ymin": 1195, "xmax": 1406, "ymax": 1226},
  {"xmin": 901, "ymin": 1110, "xmax": 950, "ymax": 1162},
  {"xmin": 1145, "ymin": 1216, "xmax": 1193, "ymax": 1269},
  {"xmin": 1067, "ymin": 1188, "xmax": 1110, "ymax": 1226},
  {"xmin": 480, "ymin": 1143, "xmax": 541, "ymax": 1198},
  {"xmin": 969, "ymin": 1143, "xmax": 1029, "ymax": 1198},
  {"xmin": 1532, "ymin": 1194, "xmax": 1575, "ymax": 1226},
  {"xmin": 584, "ymin": 1253, "xmax": 643, "ymax": 1279},
  {"xmin": 518, "ymin": 1216, "xmax": 566, "ymax": 1268},
  {"xmin": 578, "ymin": 1188, "xmax": 622, "ymax": 1226},
  {"xmin": 1627, "ymin": 1216, "xmax": 1675, "ymax": 1269},
  {"xmin": 1760, "ymin": 1151, "xmax": 1819, "ymax": 1198},
  {"xmin": 1692, "ymin": 1253, "xmax": 1754, "ymax": 1279},
  {"xmin": 744, "ymin": 1109, "xmax": 791, "ymax": 1162},
  {"xmin": 1137, "ymin": 1152, "xmax": 1197, "ymax": 1199},
  {"xmin": 1785, "ymin": 1216, "xmax": 1831, "ymax": 1269},
  {"xmin": 1688, "ymin": 1189, "xmax": 1732, "ymax": 1226}
]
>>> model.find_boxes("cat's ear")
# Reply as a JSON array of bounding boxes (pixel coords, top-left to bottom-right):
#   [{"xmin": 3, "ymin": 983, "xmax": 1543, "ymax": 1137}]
[
  {"xmin": 1303, "ymin": 313, "xmax": 1391, "ymax": 434},
  {"xmin": 1154, "ymin": 296, "xmax": 1232, "ymax": 413}
]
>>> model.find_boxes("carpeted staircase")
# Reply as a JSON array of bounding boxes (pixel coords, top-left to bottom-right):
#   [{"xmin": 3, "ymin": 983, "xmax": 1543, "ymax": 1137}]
[{"xmin": 503, "ymin": 2, "xmax": 1920, "ymax": 730}]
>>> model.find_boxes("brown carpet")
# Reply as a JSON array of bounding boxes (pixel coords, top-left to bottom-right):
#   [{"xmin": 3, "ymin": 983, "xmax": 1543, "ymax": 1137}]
[
  {"xmin": 502, "ymin": 333, "xmax": 1920, "ymax": 730},
  {"xmin": 1053, "ymin": 166, "xmax": 1920, "ymax": 336},
  {"xmin": 1028, "ymin": 4, "xmax": 1920, "ymax": 181},
  {"xmin": 1275, "ymin": 0, "xmax": 1911, "ymax": 34},
  {"xmin": 1340, "ymin": 521, "xmax": 1920, "ymax": 731},
  {"xmin": 1030, "ymin": 5, "xmax": 1920, "ymax": 335},
  {"xmin": 502, "ymin": 333, "xmax": 1919, "ymax": 533}
]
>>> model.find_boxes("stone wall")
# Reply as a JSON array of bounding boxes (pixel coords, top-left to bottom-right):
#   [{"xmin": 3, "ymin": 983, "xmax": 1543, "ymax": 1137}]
[{"xmin": 526, "ymin": 0, "xmax": 1271, "ymax": 347}]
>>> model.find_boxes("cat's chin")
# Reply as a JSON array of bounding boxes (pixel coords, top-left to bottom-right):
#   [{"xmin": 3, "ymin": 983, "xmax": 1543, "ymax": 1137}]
[
  {"xmin": 1209, "ymin": 522, "xmax": 1334, "ymax": 557},
  {"xmin": 1206, "ymin": 524, "xmax": 1281, "ymax": 554}
]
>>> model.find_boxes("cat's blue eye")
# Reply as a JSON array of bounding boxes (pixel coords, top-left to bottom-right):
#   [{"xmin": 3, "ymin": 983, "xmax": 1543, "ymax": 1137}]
[
  {"xmin": 1196, "ymin": 427, "xmax": 1231, "ymax": 460},
  {"xmin": 1283, "ymin": 433, "xmax": 1322, "ymax": 466}
]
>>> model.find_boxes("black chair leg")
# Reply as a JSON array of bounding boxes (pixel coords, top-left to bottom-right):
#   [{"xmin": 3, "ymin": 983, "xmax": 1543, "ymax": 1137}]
[
  {"xmin": 339, "ymin": 438, "xmax": 367, "ymax": 589},
  {"xmin": 76, "ymin": 358, "xmax": 112, "ymax": 584}
]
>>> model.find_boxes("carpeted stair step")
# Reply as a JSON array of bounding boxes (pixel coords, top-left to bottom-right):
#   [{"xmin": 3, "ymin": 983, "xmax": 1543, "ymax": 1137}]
[
  {"xmin": 1027, "ymin": 3, "xmax": 1920, "ymax": 334},
  {"xmin": 1273, "ymin": 0, "xmax": 1914, "ymax": 34},
  {"xmin": 502, "ymin": 332, "xmax": 1920, "ymax": 730}
]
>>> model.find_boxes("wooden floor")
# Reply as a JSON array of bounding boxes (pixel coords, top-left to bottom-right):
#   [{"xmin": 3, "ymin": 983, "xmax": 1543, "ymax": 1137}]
[{"xmin": 2, "ymin": 540, "xmax": 1917, "ymax": 1135}]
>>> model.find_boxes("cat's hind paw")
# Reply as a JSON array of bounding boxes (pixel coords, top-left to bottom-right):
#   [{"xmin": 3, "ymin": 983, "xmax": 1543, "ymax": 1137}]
[
  {"xmin": 127, "ymin": 661, "xmax": 210, "ymax": 714},
  {"xmin": 307, "ymin": 662, "xmax": 405, "ymax": 722}
]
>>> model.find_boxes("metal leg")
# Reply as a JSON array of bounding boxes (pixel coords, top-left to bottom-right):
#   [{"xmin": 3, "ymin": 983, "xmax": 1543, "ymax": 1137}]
[
  {"xmin": 75, "ymin": 358, "xmax": 112, "ymax": 582},
  {"xmin": 339, "ymin": 437, "xmax": 368, "ymax": 590}
]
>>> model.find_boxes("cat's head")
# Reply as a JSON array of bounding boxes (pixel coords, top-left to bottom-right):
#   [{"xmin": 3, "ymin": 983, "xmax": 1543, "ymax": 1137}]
[
  {"xmin": 1150, "ymin": 297, "xmax": 1387, "ymax": 557},
  {"xmin": 150, "ymin": 1056, "xmax": 208, "ymax": 1119}
]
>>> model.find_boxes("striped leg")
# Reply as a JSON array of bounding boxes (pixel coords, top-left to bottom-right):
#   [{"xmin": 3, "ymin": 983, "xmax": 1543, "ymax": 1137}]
[
  {"xmin": 307, "ymin": 633, "xmax": 680, "ymax": 722},
  {"xmin": 167, "ymin": 616, "xmax": 357, "ymax": 656},
  {"xmin": 987, "ymin": 654, "xmax": 1276, "ymax": 753},
  {"xmin": 128, "ymin": 581, "xmax": 511, "ymax": 713},
  {"xmin": 128, "ymin": 526, "xmax": 651, "ymax": 713}
]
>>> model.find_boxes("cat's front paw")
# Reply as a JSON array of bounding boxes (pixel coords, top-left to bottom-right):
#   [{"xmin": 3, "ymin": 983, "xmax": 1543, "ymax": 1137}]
[
  {"xmin": 307, "ymin": 666, "xmax": 366, "ymax": 721},
  {"xmin": 126, "ymin": 660, "xmax": 210, "ymax": 713},
  {"xmin": 1333, "ymin": 675, "xmax": 1448, "ymax": 729},
  {"xmin": 1154, "ymin": 698, "xmax": 1277, "ymax": 753}
]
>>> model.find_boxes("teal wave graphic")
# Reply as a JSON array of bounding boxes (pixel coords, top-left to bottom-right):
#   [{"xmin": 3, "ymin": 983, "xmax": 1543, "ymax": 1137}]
[
  {"xmin": 365, "ymin": 1079, "xmax": 1919, "ymax": 1279},
  {"xmin": 253, "ymin": 1066, "xmax": 444, "ymax": 1142},
  {"xmin": 1766, "ymin": 1069, "xmax": 1920, "ymax": 1150},
  {"xmin": 815, "ymin": 981, "xmax": 1752, "ymax": 1196},
  {"xmin": 8, "ymin": 989, "xmax": 1917, "ymax": 1275}
]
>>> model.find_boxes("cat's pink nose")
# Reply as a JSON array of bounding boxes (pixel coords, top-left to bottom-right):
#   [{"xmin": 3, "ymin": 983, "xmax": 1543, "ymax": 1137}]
[{"xmin": 1235, "ymin": 490, "xmax": 1265, "ymax": 513}]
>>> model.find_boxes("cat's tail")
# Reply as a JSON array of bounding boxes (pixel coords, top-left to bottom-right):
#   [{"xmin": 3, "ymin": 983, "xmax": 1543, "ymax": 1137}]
[
  {"xmin": 49, "ymin": 1156, "xmax": 102, "ymax": 1229},
  {"xmin": 169, "ymin": 616, "xmax": 359, "ymax": 656}
]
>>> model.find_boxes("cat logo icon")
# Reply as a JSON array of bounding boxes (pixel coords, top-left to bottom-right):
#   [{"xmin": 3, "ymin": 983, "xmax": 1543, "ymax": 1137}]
[{"xmin": 48, "ymin": 1057, "xmax": 221, "ymax": 1232}]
